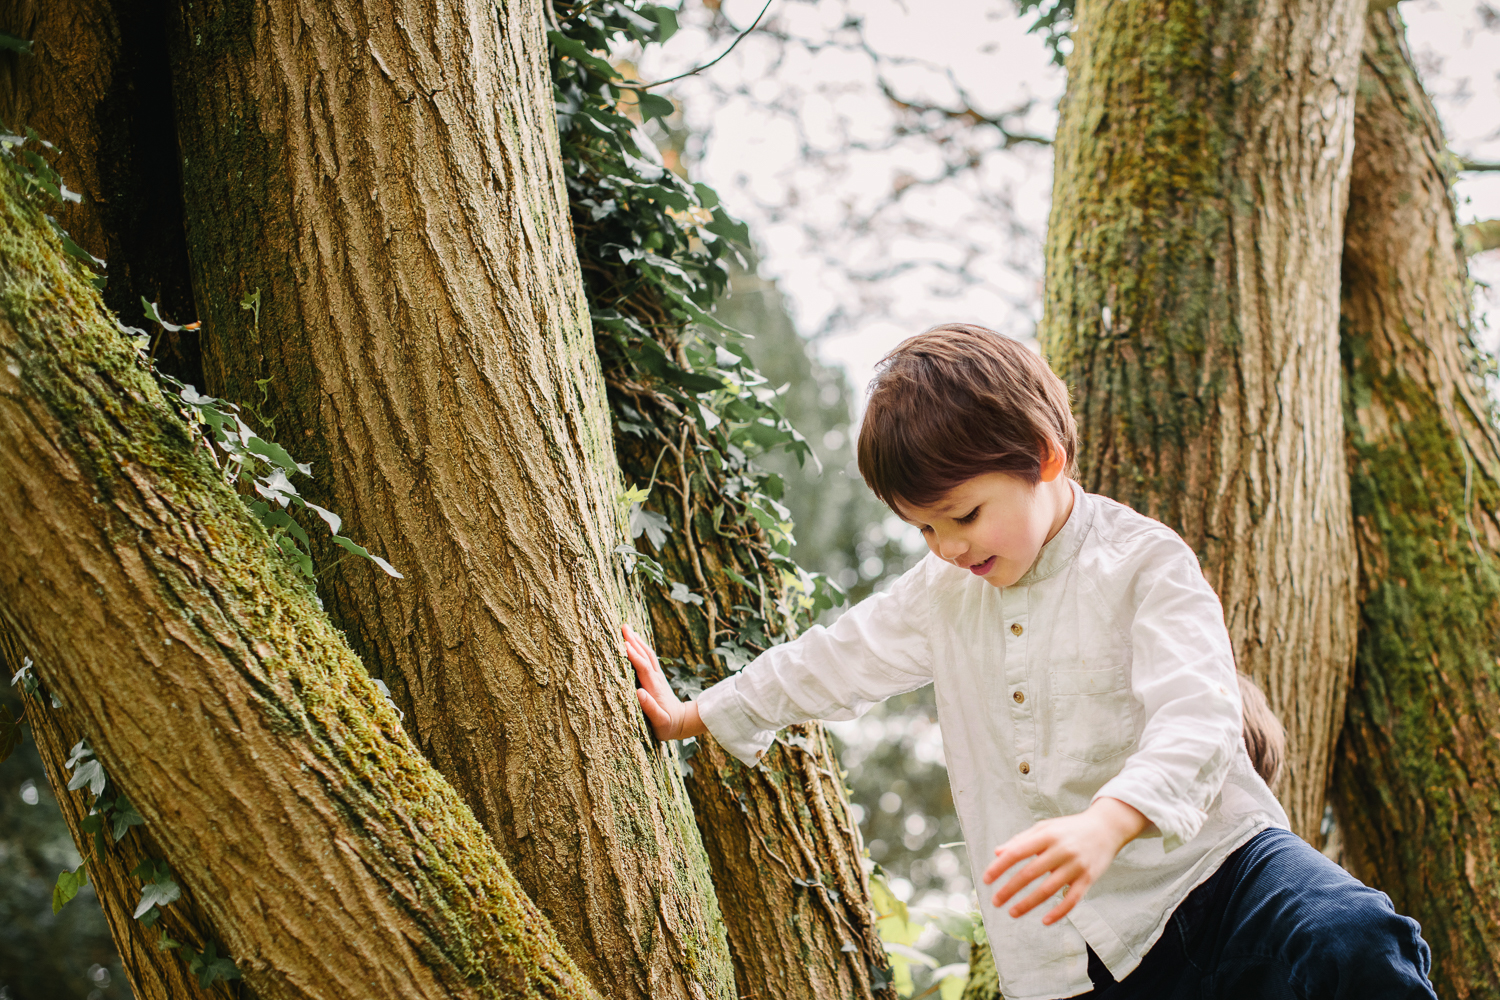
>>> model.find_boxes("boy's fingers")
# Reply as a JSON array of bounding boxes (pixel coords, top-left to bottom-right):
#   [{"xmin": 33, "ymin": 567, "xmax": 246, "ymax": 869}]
[
  {"xmin": 984, "ymin": 831, "xmax": 1051, "ymax": 884},
  {"xmin": 637, "ymin": 688, "xmax": 671, "ymax": 735},
  {"xmin": 1008, "ymin": 867, "xmax": 1075, "ymax": 918},
  {"xmin": 1041, "ymin": 880, "xmax": 1089, "ymax": 926}
]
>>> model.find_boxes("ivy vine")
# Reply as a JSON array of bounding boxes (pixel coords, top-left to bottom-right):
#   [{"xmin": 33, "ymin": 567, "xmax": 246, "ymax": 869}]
[{"xmin": 551, "ymin": 1, "xmax": 844, "ymax": 694}]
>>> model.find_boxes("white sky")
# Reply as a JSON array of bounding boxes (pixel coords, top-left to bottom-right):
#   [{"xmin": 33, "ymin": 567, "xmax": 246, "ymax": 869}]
[{"xmin": 641, "ymin": 0, "xmax": 1500, "ymax": 395}]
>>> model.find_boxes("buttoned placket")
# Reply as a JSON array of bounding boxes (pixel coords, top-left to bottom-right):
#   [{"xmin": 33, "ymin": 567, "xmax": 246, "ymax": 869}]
[{"xmin": 1001, "ymin": 584, "xmax": 1043, "ymax": 816}]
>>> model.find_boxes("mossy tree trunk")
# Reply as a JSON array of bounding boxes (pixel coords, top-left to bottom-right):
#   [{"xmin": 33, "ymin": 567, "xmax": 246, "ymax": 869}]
[
  {"xmin": 1331, "ymin": 9, "xmax": 1500, "ymax": 996},
  {"xmin": 163, "ymin": 1, "xmax": 735, "ymax": 997},
  {"xmin": 606, "ymin": 362, "xmax": 891, "ymax": 999},
  {"xmin": 0, "ymin": 0, "xmax": 199, "ymax": 377},
  {"xmin": 0, "ymin": 628, "xmax": 233, "ymax": 1000},
  {"xmin": 0, "ymin": 161, "xmax": 599, "ymax": 1000},
  {"xmin": 1040, "ymin": 0, "xmax": 1367, "ymax": 841}
]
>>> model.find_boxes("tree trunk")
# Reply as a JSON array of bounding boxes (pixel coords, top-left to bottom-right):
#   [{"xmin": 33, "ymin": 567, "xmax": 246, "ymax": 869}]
[
  {"xmin": 1040, "ymin": 0, "xmax": 1366, "ymax": 841},
  {"xmin": 0, "ymin": 626, "xmax": 235, "ymax": 1000},
  {"xmin": 606, "ymin": 371, "xmax": 890, "ymax": 998},
  {"xmin": 164, "ymin": 1, "xmax": 735, "ymax": 997},
  {"xmin": 0, "ymin": 0, "xmax": 199, "ymax": 378},
  {"xmin": 1331, "ymin": 9, "xmax": 1500, "ymax": 996},
  {"xmin": 0, "ymin": 163, "xmax": 598, "ymax": 1000}
]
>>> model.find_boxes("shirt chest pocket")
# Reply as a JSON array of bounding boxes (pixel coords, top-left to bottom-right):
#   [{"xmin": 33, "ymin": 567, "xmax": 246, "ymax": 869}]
[{"xmin": 1050, "ymin": 667, "xmax": 1138, "ymax": 764}]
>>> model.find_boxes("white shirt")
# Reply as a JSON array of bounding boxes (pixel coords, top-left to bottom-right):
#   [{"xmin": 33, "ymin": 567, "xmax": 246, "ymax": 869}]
[{"xmin": 696, "ymin": 482, "xmax": 1287, "ymax": 1000}]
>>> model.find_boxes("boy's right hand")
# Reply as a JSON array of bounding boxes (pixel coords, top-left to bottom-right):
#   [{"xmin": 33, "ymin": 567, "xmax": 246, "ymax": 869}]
[{"xmin": 624, "ymin": 624, "xmax": 706, "ymax": 742}]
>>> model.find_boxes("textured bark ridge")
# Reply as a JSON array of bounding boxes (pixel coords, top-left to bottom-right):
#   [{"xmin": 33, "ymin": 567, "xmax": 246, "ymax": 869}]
[
  {"xmin": 1331, "ymin": 10, "xmax": 1500, "ymax": 996},
  {"xmin": 607, "ymin": 382, "xmax": 890, "ymax": 999},
  {"xmin": 165, "ymin": 1, "xmax": 734, "ymax": 997},
  {"xmin": 0, "ymin": 165, "xmax": 599, "ymax": 1000},
  {"xmin": 1040, "ymin": 0, "xmax": 1366, "ymax": 840},
  {"xmin": 0, "ymin": 625, "xmax": 234, "ymax": 1000},
  {"xmin": 0, "ymin": 0, "xmax": 199, "ymax": 375}
]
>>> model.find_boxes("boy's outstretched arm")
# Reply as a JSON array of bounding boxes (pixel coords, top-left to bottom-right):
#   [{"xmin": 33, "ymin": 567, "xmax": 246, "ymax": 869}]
[
  {"xmin": 624, "ymin": 624, "xmax": 707, "ymax": 742},
  {"xmin": 981, "ymin": 798, "xmax": 1149, "ymax": 926}
]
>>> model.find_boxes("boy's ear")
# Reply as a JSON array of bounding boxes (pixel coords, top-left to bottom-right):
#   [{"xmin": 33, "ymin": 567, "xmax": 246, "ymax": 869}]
[{"xmin": 1038, "ymin": 439, "xmax": 1066, "ymax": 483}]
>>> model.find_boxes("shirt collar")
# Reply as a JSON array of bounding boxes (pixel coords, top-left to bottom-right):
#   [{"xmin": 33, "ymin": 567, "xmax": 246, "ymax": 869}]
[{"xmin": 1013, "ymin": 480, "xmax": 1091, "ymax": 587}]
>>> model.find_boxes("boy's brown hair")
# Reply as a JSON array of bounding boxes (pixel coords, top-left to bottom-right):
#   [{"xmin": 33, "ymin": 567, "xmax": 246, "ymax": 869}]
[
  {"xmin": 857, "ymin": 323, "xmax": 1078, "ymax": 513},
  {"xmin": 1238, "ymin": 673, "xmax": 1285, "ymax": 789}
]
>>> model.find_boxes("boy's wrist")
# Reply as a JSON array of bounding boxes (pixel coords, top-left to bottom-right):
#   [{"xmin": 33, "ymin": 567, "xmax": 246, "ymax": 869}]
[
  {"xmin": 1090, "ymin": 796, "xmax": 1150, "ymax": 850},
  {"xmin": 680, "ymin": 700, "xmax": 707, "ymax": 741}
]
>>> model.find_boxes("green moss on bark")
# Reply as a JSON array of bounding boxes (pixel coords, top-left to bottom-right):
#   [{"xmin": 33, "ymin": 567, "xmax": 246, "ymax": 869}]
[{"xmin": 0, "ymin": 160, "xmax": 599, "ymax": 1000}]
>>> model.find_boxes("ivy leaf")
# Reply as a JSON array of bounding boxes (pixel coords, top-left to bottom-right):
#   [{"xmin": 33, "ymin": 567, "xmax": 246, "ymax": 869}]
[
  {"xmin": 0, "ymin": 703, "xmax": 22, "ymax": 764},
  {"xmin": 141, "ymin": 298, "xmax": 184, "ymax": 332},
  {"xmin": 110, "ymin": 795, "xmax": 146, "ymax": 842},
  {"xmin": 618, "ymin": 484, "xmax": 651, "ymax": 507},
  {"xmin": 133, "ymin": 871, "xmax": 182, "ymax": 919},
  {"xmin": 636, "ymin": 92, "xmax": 674, "ymax": 122},
  {"xmin": 668, "ymin": 581, "xmax": 704, "ymax": 606},
  {"xmin": 67, "ymin": 759, "xmax": 106, "ymax": 797},
  {"xmin": 629, "ymin": 504, "xmax": 671, "ymax": 550},
  {"xmin": 47, "ymin": 216, "xmax": 105, "ymax": 268},
  {"xmin": 185, "ymin": 941, "xmax": 242, "ymax": 987},
  {"xmin": 10, "ymin": 655, "xmax": 37, "ymax": 695},
  {"xmin": 329, "ymin": 534, "xmax": 404, "ymax": 579},
  {"xmin": 0, "ymin": 32, "xmax": 33, "ymax": 53},
  {"xmin": 52, "ymin": 864, "xmax": 88, "ymax": 914}
]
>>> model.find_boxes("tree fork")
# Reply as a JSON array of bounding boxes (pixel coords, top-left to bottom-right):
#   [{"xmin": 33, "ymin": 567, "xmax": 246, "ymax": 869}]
[
  {"xmin": 0, "ymin": 625, "xmax": 235, "ymax": 1000},
  {"xmin": 0, "ymin": 0, "xmax": 199, "ymax": 380},
  {"xmin": 1039, "ymin": 0, "xmax": 1366, "ymax": 840},
  {"xmin": 1331, "ymin": 9, "xmax": 1500, "ymax": 996},
  {"xmin": 0, "ymin": 161, "xmax": 601, "ymax": 1000},
  {"xmin": 164, "ymin": 0, "xmax": 736, "ymax": 996},
  {"xmin": 607, "ymin": 376, "xmax": 891, "ymax": 999}
]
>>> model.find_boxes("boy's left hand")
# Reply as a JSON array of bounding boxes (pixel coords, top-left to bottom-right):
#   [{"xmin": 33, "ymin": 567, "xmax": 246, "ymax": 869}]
[{"xmin": 982, "ymin": 797, "xmax": 1149, "ymax": 926}]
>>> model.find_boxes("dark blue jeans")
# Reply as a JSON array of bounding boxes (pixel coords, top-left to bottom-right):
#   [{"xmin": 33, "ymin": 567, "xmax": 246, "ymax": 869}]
[{"xmin": 1074, "ymin": 828, "xmax": 1436, "ymax": 999}]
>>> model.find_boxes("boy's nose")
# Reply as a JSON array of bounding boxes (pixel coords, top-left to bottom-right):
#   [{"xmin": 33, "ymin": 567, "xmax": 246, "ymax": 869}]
[{"xmin": 938, "ymin": 536, "xmax": 968, "ymax": 561}]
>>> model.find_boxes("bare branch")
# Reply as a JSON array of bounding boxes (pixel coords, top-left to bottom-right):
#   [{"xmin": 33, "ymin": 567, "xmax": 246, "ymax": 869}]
[
  {"xmin": 1459, "ymin": 159, "xmax": 1500, "ymax": 172},
  {"xmin": 1462, "ymin": 219, "xmax": 1500, "ymax": 255}
]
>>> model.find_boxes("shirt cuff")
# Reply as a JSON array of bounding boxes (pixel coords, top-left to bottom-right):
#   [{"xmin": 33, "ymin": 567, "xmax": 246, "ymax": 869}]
[
  {"xmin": 695, "ymin": 676, "xmax": 776, "ymax": 766},
  {"xmin": 1093, "ymin": 763, "xmax": 1209, "ymax": 852}
]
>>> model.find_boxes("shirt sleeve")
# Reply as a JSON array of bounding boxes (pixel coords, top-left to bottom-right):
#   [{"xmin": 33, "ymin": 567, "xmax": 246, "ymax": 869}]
[
  {"xmin": 1091, "ymin": 534, "xmax": 1243, "ymax": 852},
  {"xmin": 695, "ymin": 555, "xmax": 938, "ymax": 765}
]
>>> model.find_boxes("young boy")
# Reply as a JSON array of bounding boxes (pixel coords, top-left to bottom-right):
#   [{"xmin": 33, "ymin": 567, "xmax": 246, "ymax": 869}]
[{"xmin": 627, "ymin": 324, "xmax": 1436, "ymax": 999}]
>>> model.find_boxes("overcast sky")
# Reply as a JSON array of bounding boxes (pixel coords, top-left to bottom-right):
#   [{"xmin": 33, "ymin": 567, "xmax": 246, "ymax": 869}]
[{"xmin": 641, "ymin": 0, "xmax": 1500, "ymax": 396}]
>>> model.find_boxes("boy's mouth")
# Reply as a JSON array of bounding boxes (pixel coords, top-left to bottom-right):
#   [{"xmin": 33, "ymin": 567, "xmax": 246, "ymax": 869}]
[{"xmin": 969, "ymin": 555, "xmax": 996, "ymax": 576}]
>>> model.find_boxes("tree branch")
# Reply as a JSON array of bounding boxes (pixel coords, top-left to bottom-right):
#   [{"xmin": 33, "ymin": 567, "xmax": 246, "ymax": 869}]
[
  {"xmin": 623, "ymin": 0, "xmax": 774, "ymax": 90},
  {"xmin": 1459, "ymin": 159, "xmax": 1500, "ymax": 173},
  {"xmin": 1462, "ymin": 219, "xmax": 1500, "ymax": 255}
]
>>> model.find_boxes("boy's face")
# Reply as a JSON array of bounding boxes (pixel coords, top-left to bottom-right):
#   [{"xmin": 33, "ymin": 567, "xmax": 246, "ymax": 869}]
[{"xmin": 897, "ymin": 458, "xmax": 1074, "ymax": 588}]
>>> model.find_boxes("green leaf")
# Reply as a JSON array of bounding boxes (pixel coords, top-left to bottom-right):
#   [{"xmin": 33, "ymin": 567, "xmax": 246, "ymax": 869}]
[
  {"xmin": 629, "ymin": 504, "xmax": 672, "ymax": 550},
  {"xmin": 133, "ymin": 871, "xmax": 182, "ymax": 919},
  {"xmin": 141, "ymin": 298, "xmax": 184, "ymax": 332},
  {"xmin": 668, "ymin": 581, "xmax": 704, "ymax": 605},
  {"xmin": 0, "ymin": 703, "xmax": 22, "ymax": 764},
  {"xmin": 637, "ymin": 92, "xmax": 674, "ymax": 122},
  {"xmin": 184, "ymin": 941, "xmax": 242, "ymax": 987},
  {"xmin": 329, "ymin": 534, "xmax": 404, "ymax": 578},
  {"xmin": 67, "ymin": 758, "xmax": 106, "ymax": 797},
  {"xmin": 47, "ymin": 216, "xmax": 105, "ymax": 269},
  {"xmin": 618, "ymin": 484, "xmax": 651, "ymax": 506},
  {"xmin": 110, "ymin": 795, "xmax": 146, "ymax": 842},
  {"xmin": 52, "ymin": 864, "xmax": 88, "ymax": 914},
  {"xmin": 0, "ymin": 32, "xmax": 33, "ymax": 53}
]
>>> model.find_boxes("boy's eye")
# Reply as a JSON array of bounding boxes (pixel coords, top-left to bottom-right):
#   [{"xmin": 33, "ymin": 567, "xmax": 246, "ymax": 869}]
[{"xmin": 956, "ymin": 506, "xmax": 981, "ymax": 525}]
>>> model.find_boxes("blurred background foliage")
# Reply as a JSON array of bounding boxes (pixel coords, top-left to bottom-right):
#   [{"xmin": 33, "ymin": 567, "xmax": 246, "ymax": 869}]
[{"xmin": 0, "ymin": 671, "xmax": 127, "ymax": 1000}]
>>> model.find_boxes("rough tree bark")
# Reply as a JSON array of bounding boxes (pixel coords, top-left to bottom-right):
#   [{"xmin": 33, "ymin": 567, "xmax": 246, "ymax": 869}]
[
  {"xmin": 164, "ymin": 1, "xmax": 735, "ymax": 997},
  {"xmin": 1040, "ymin": 0, "xmax": 1367, "ymax": 840},
  {"xmin": 605, "ymin": 368, "xmax": 890, "ymax": 999},
  {"xmin": 0, "ymin": 161, "xmax": 598, "ymax": 1000},
  {"xmin": 0, "ymin": 0, "xmax": 198, "ymax": 376},
  {"xmin": 1331, "ymin": 9, "xmax": 1500, "ymax": 996},
  {"xmin": 0, "ymin": 629, "xmax": 233, "ymax": 1000}
]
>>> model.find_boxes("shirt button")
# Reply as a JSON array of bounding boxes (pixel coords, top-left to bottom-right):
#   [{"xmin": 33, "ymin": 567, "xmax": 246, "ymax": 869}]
[
  {"xmin": 1019, "ymin": 761, "xmax": 1030, "ymax": 775},
  {"xmin": 1013, "ymin": 690, "xmax": 1024, "ymax": 704},
  {"xmin": 1010, "ymin": 623, "xmax": 1023, "ymax": 636}
]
